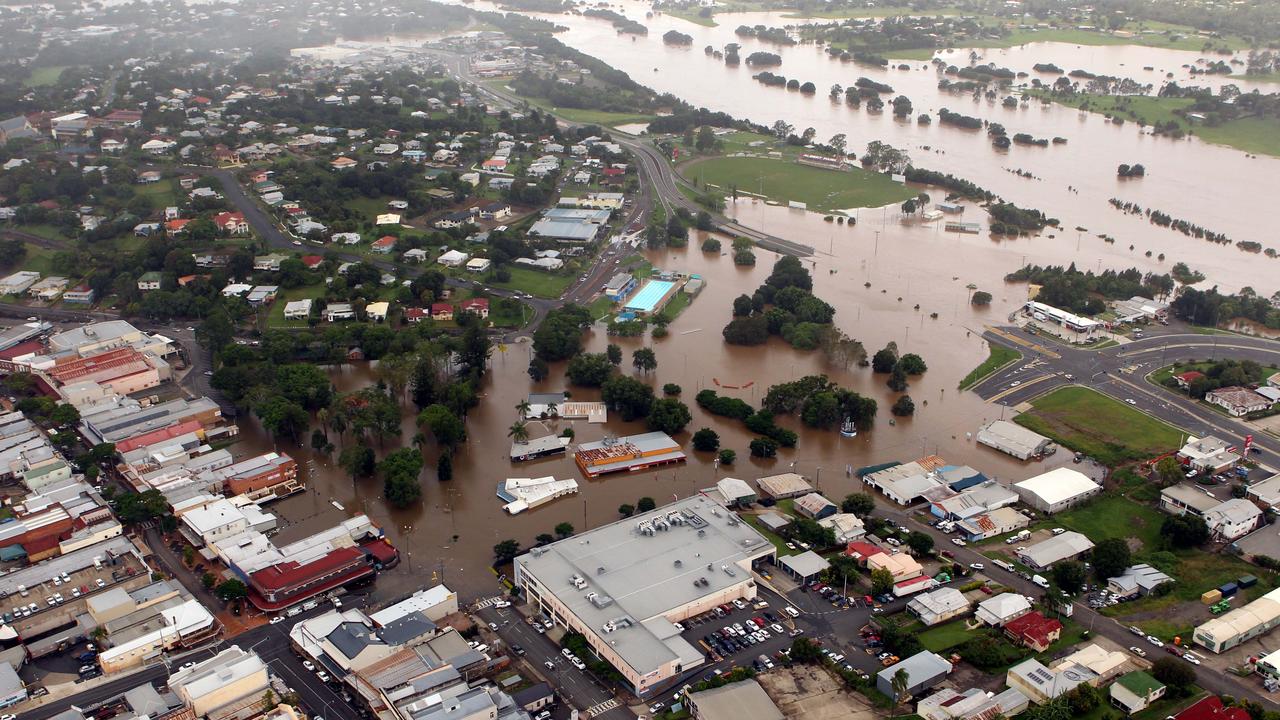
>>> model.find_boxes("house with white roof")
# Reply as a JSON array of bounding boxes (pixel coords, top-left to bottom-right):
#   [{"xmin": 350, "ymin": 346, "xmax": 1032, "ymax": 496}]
[
  {"xmin": 1203, "ymin": 498, "xmax": 1263, "ymax": 541},
  {"xmin": 976, "ymin": 593, "xmax": 1032, "ymax": 626}
]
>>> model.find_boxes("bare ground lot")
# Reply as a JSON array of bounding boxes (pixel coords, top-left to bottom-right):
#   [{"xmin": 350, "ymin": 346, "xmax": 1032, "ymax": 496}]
[{"xmin": 757, "ymin": 665, "xmax": 879, "ymax": 720}]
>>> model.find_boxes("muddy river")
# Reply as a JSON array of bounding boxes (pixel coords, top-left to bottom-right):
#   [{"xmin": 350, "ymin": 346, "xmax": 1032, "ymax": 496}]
[{"xmin": 255, "ymin": 5, "xmax": 1278, "ymax": 600}]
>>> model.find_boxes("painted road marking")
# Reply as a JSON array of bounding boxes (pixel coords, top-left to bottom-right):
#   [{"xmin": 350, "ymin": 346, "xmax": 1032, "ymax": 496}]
[
  {"xmin": 986, "ymin": 374, "xmax": 1057, "ymax": 403},
  {"xmin": 987, "ymin": 327, "xmax": 1061, "ymax": 360},
  {"xmin": 475, "ymin": 596, "xmax": 505, "ymax": 610},
  {"xmin": 587, "ymin": 699, "xmax": 621, "ymax": 717}
]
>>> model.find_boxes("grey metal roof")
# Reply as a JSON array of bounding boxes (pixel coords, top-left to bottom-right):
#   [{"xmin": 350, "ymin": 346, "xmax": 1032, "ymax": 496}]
[
  {"xmin": 688, "ymin": 679, "xmax": 783, "ymax": 720},
  {"xmin": 329, "ymin": 621, "xmax": 385, "ymax": 659},
  {"xmin": 779, "ymin": 550, "xmax": 830, "ymax": 578},
  {"xmin": 378, "ymin": 613, "xmax": 437, "ymax": 646}
]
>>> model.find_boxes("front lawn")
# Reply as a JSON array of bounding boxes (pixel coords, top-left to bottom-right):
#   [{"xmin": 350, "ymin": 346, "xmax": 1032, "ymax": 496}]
[
  {"xmin": 1054, "ymin": 495, "xmax": 1166, "ymax": 552},
  {"xmin": 679, "ymin": 156, "xmax": 915, "ymax": 213},
  {"xmin": 266, "ymin": 284, "xmax": 326, "ymax": 328},
  {"xmin": 917, "ymin": 620, "xmax": 972, "ymax": 651},
  {"xmin": 1012, "ymin": 386, "xmax": 1184, "ymax": 466}
]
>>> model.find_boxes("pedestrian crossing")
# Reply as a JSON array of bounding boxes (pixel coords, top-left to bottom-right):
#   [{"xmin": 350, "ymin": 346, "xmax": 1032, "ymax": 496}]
[
  {"xmin": 474, "ymin": 596, "xmax": 505, "ymax": 610},
  {"xmin": 586, "ymin": 699, "xmax": 620, "ymax": 717}
]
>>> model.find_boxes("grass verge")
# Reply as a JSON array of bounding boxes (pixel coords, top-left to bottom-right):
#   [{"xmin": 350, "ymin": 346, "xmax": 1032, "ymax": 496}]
[
  {"xmin": 489, "ymin": 266, "xmax": 574, "ymax": 299},
  {"xmin": 680, "ymin": 156, "xmax": 914, "ymax": 213},
  {"xmin": 959, "ymin": 343, "xmax": 1020, "ymax": 390},
  {"xmin": 1012, "ymin": 386, "xmax": 1183, "ymax": 466}
]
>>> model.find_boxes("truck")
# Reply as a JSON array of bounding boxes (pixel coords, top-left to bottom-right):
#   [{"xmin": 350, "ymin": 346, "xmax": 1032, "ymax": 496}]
[{"xmin": 1006, "ymin": 530, "xmax": 1031, "ymax": 544}]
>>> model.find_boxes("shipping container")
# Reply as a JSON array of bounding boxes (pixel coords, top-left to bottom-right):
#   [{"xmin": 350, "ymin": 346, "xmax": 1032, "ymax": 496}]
[
  {"xmin": 1201, "ymin": 590, "xmax": 1222, "ymax": 604},
  {"xmin": 1220, "ymin": 582, "xmax": 1239, "ymax": 597},
  {"xmin": 1239, "ymin": 575, "xmax": 1258, "ymax": 589}
]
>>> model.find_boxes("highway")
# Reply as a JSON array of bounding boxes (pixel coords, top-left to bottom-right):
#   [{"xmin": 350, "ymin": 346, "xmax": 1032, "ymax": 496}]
[{"xmin": 973, "ymin": 323, "xmax": 1280, "ymax": 469}]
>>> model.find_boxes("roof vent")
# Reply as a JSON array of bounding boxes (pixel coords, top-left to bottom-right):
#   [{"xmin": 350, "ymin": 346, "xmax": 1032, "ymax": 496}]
[
  {"xmin": 596, "ymin": 566, "xmax": 606, "ymax": 575},
  {"xmin": 673, "ymin": 559, "xmax": 682, "ymax": 567}
]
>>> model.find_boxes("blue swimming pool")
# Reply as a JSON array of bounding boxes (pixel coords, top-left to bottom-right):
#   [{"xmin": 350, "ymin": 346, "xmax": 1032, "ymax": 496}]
[{"xmin": 623, "ymin": 280, "xmax": 675, "ymax": 313}]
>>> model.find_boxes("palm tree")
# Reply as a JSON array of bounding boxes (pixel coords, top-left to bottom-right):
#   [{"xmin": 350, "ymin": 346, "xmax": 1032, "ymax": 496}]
[
  {"xmin": 891, "ymin": 669, "xmax": 911, "ymax": 711},
  {"xmin": 508, "ymin": 421, "xmax": 530, "ymax": 444},
  {"xmin": 545, "ymin": 401, "xmax": 558, "ymax": 418},
  {"xmin": 316, "ymin": 407, "xmax": 330, "ymax": 440},
  {"xmin": 515, "ymin": 399, "xmax": 532, "ymax": 419}
]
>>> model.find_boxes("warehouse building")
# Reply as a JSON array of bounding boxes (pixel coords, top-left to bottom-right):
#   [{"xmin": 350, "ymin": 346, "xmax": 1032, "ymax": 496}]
[
  {"xmin": 1017, "ymin": 532, "xmax": 1095, "ymax": 570},
  {"xmin": 685, "ymin": 679, "xmax": 783, "ymax": 720},
  {"xmin": 976, "ymin": 420, "xmax": 1054, "ymax": 460},
  {"xmin": 1013, "ymin": 468, "xmax": 1100, "ymax": 513},
  {"xmin": 876, "ymin": 651, "xmax": 952, "ymax": 699},
  {"xmin": 754, "ymin": 473, "xmax": 812, "ymax": 499},
  {"xmin": 1194, "ymin": 586, "xmax": 1280, "ymax": 653},
  {"xmin": 513, "ymin": 496, "xmax": 775, "ymax": 697}
]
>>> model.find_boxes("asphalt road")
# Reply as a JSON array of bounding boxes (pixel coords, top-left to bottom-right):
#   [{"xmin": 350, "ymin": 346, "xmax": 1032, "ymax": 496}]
[{"xmin": 974, "ymin": 324, "xmax": 1280, "ymax": 470}]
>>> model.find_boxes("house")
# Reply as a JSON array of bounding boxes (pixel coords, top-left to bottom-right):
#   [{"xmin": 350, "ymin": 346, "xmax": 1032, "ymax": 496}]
[
  {"xmin": 283, "ymin": 299, "xmax": 313, "ymax": 319},
  {"xmin": 437, "ymin": 249, "xmax": 470, "ymax": 267},
  {"xmin": 1007, "ymin": 658, "xmax": 1095, "ymax": 705},
  {"xmin": 1003, "ymin": 611, "xmax": 1062, "ymax": 651},
  {"xmin": 366, "ymin": 302, "xmax": 390, "ymax": 322},
  {"xmin": 62, "ymin": 284, "xmax": 95, "ymax": 304},
  {"xmin": 1174, "ymin": 370, "xmax": 1205, "ymax": 389},
  {"xmin": 246, "ymin": 286, "xmax": 279, "ymax": 306},
  {"xmin": 140, "ymin": 138, "xmax": 176, "ymax": 154},
  {"xmin": 866, "ymin": 552, "xmax": 922, "ymax": 581},
  {"xmin": 431, "ymin": 303, "xmax": 454, "ymax": 321},
  {"xmin": 0, "ymin": 116, "xmax": 38, "ymax": 144},
  {"xmin": 1206, "ymin": 387, "xmax": 1271, "ymax": 417},
  {"xmin": 480, "ymin": 201, "xmax": 511, "ymax": 220},
  {"xmin": 1203, "ymin": 498, "xmax": 1262, "ymax": 541},
  {"xmin": 165, "ymin": 218, "xmax": 191, "ymax": 234},
  {"xmin": 371, "ymin": 236, "xmax": 397, "ymax": 254},
  {"xmin": 817, "ymin": 513, "xmax": 865, "ymax": 544},
  {"xmin": 300, "ymin": 255, "xmax": 324, "ymax": 270},
  {"xmin": 1107, "ymin": 564, "xmax": 1173, "ymax": 599},
  {"xmin": 1053, "ymin": 644, "xmax": 1129, "ymax": 684},
  {"xmin": 458, "ymin": 298, "xmax": 489, "ymax": 319},
  {"xmin": 434, "ymin": 211, "xmax": 476, "ymax": 230},
  {"xmin": 330, "ymin": 156, "xmax": 357, "ymax": 170},
  {"xmin": 917, "ymin": 688, "xmax": 1029, "ymax": 720},
  {"xmin": 793, "ymin": 493, "xmax": 837, "ymax": 520},
  {"xmin": 1018, "ymin": 531, "xmax": 1094, "ymax": 569},
  {"xmin": 1013, "ymin": 467, "xmax": 1100, "ymax": 513},
  {"xmin": 465, "ymin": 257, "xmax": 492, "ymax": 273},
  {"xmin": 254, "ymin": 253, "xmax": 287, "ymax": 271},
  {"xmin": 27, "ymin": 276, "xmax": 68, "ymax": 301},
  {"xmin": 375, "ymin": 213, "xmax": 401, "ymax": 226},
  {"xmin": 975, "ymin": 593, "xmax": 1032, "ymax": 626},
  {"xmin": 137, "ymin": 271, "xmax": 163, "ymax": 291},
  {"xmin": 876, "ymin": 652, "xmax": 951, "ymax": 700},
  {"xmin": 1109, "ymin": 671, "xmax": 1165, "ymax": 715},
  {"xmin": 405, "ymin": 307, "xmax": 428, "ymax": 323},
  {"xmin": 213, "ymin": 211, "xmax": 250, "ymax": 235},
  {"xmin": 324, "ymin": 303, "xmax": 355, "ymax": 322},
  {"xmin": 222, "ymin": 283, "xmax": 252, "ymax": 298},
  {"xmin": 332, "ymin": 232, "xmax": 361, "ymax": 245},
  {"xmin": 907, "ymin": 587, "xmax": 970, "ymax": 626}
]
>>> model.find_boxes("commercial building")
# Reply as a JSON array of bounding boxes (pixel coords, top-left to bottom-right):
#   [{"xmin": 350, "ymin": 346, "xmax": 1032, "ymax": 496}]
[
  {"xmin": 1023, "ymin": 300, "xmax": 1102, "ymax": 339},
  {"xmin": 1110, "ymin": 671, "xmax": 1165, "ymax": 715},
  {"xmin": 95, "ymin": 583, "xmax": 221, "ymax": 672},
  {"xmin": 863, "ymin": 457, "xmax": 950, "ymax": 505},
  {"xmin": 513, "ymin": 496, "xmax": 775, "ymax": 696},
  {"xmin": 1013, "ymin": 468, "xmax": 1100, "ymax": 513},
  {"xmin": 1203, "ymin": 498, "xmax": 1263, "ymax": 541},
  {"xmin": 1246, "ymin": 473, "xmax": 1280, "ymax": 509},
  {"xmin": 604, "ymin": 272, "xmax": 637, "ymax": 301},
  {"xmin": 1160, "ymin": 483, "xmax": 1222, "ymax": 516},
  {"xmin": 1007, "ymin": 658, "xmax": 1096, "ymax": 705},
  {"xmin": 80, "ymin": 396, "xmax": 223, "ymax": 445},
  {"xmin": 686, "ymin": 679, "xmax": 783, "ymax": 720},
  {"xmin": 956, "ymin": 507, "xmax": 1030, "ymax": 542},
  {"xmin": 1194, "ymin": 586, "xmax": 1280, "ymax": 652},
  {"xmin": 1017, "ymin": 531, "xmax": 1094, "ymax": 569},
  {"xmin": 168, "ymin": 645, "xmax": 270, "ymax": 720},
  {"xmin": 0, "ymin": 271, "xmax": 41, "ymax": 295},
  {"xmin": 573, "ymin": 432, "xmax": 685, "ymax": 478},
  {"xmin": 1107, "ymin": 564, "xmax": 1173, "ymax": 599},
  {"xmin": 917, "ymin": 687, "xmax": 1028, "ymax": 720},
  {"xmin": 907, "ymin": 587, "xmax": 970, "ymax": 626},
  {"xmin": 876, "ymin": 651, "xmax": 951, "ymax": 699},
  {"xmin": 497, "ymin": 476, "xmax": 579, "ymax": 514},
  {"xmin": 779, "ymin": 550, "xmax": 831, "ymax": 582},
  {"xmin": 793, "ymin": 493, "xmax": 837, "ymax": 520},
  {"xmin": 976, "ymin": 420, "xmax": 1054, "ymax": 460},
  {"xmin": 710, "ymin": 477, "xmax": 756, "ymax": 508},
  {"xmin": 1178, "ymin": 436, "xmax": 1241, "ymax": 474},
  {"xmin": 369, "ymin": 586, "xmax": 459, "ymax": 625},
  {"xmin": 0, "ymin": 662, "xmax": 25, "ymax": 709},
  {"xmin": 931, "ymin": 481, "xmax": 1018, "ymax": 521},
  {"xmin": 527, "ymin": 218, "xmax": 599, "ymax": 244},
  {"xmin": 754, "ymin": 473, "xmax": 812, "ymax": 500},
  {"xmin": 219, "ymin": 452, "xmax": 301, "ymax": 502}
]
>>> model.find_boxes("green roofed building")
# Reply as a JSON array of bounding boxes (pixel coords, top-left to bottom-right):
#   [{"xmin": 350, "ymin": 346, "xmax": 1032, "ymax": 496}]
[{"xmin": 1109, "ymin": 671, "xmax": 1165, "ymax": 714}]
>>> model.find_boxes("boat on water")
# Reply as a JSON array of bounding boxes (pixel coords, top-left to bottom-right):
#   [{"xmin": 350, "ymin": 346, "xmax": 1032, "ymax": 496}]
[{"xmin": 840, "ymin": 417, "xmax": 857, "ymax": 438}]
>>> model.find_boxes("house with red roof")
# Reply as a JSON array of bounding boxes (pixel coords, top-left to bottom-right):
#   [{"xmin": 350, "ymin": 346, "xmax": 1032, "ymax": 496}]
[
  {"xmin": 844, "ymin": 541, "xmax": 883, "ymax": 565},
  {"xmin": 165, "ymin": 218, "xmax": 191, "ymax": 233},
  {"xmin": 371, "ymin": 236, "xmax": 397, "ymax": 254},
  {"xmin": 213, "ymin": 211, "xmax": 250, "ymax": 235},
  {"xmin": 405, "ymin": 307, "xmax": 428, "ymax": 323},
  {"xmin": 1174, "ymin": 370, "xmax": 1205, "ymax": 390},
  {"xmin": 1002, "ymin": 610, "xmax": 1062, "ymax": 651},
  {"xmin": 1175, "ymin": 697, "xmax": 1250, "ymax": 720},
  {"xmin": 431, "ymin": 303, "xmax": 454, "ymax": 321},
  {"xmin": 458, "ymin": 297, "xmax": 489, "ymax": 318},
  {"xmin": 300, "ymin": 255, "xmax": 324, "ymax": 269}
]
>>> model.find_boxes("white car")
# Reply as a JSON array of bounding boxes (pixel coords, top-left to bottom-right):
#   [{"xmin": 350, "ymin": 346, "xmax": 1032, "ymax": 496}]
[
  {"xmin": 488, "ymin": 622, "xmax": 499, "ymax": 631},
  {"xmin": 1129, "ymin": 646, "xmax": 1147, "ymax": 657},
  {"xmin": 1126, "ymin": 398, "xmax": 1137, "ymax": 405},
  {"xmin": 302, "ymin": 661, "xmax": 315, "ymax": 671},
  {"xmin": 1183, "ymin": 655, "xmax": 1201, "ymax": 665},
  {"xmin": 493, "ymin": 600, "xmax": 510, "ymax": 608},
  {"xmin": 1146, "ymin": 635, "xmax": 1164, "ymax": 648},
  {"xmin": 951, "ymin": 538, "xmax": 967, "ymax": 546},
  {"xmin": 969, "ymin": 563, "xmax": 985, "ymax": 570},
  {"xmin": 270, "ymin": 616, "xmax": 285, "ymax": 624},
  {"xmin": 783, "ymin": 606, "xmax": 799, "ymax": 618}
]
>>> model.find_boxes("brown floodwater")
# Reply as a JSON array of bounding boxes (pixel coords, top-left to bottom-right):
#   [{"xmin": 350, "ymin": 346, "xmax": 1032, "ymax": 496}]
[{"xmin": 259, "ymin": 6, "xmax": 1279, "ymax": 600}]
